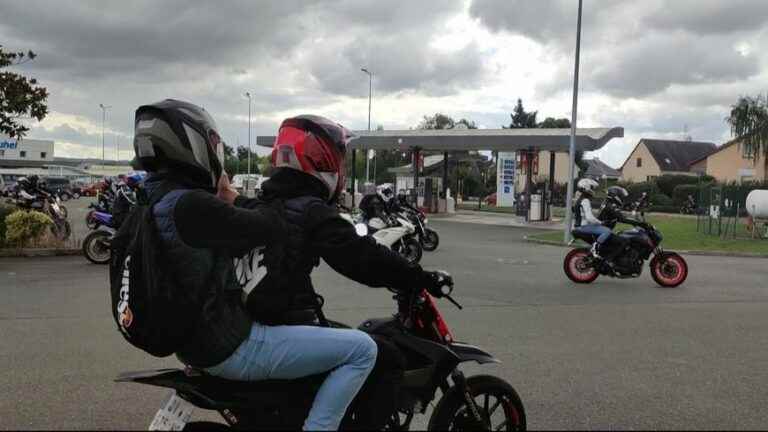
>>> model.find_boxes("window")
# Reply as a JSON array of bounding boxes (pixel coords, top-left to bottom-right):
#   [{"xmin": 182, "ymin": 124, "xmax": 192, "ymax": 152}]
[
  {"xmin": 0, "ymin": 150, "xmax": 4, "ymax": 157},
  {"xmin": 20, "ymin": 151, "xmax": 26, "ymax": 158},
  {"xmin": 41, "ymin": 152, "xmax": 47, "ymax": 159},
  {"xmin": 636, "ymin": 158, "xmax": 642, "ymax": 167}
]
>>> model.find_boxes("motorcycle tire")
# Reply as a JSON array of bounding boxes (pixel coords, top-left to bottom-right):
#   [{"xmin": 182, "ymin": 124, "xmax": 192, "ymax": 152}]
[
  {"xmin": 182, "ymin": 422, "xmax": 230, "ymax": 431},
  {"xmin": 650, "ymin": 252, "xmax": 688, "ymax": 288},
  {"xmin": 396, "ymin": 237, "xmax": 422, "ymax": 264},
  {"xmin": 83, "ymin": 230, "xmax": 112, "ymax": 265},
  {"xmin": 73, "ymin": 192, "xmax": 81, "ymax": 199},
  {"xmin": 428, "ymin": 375, "xmax": 526, "ymax": 431},
  {"xmin": 563, "ymin": 248, "xmax": 599, "ymax": 284},
  {"xmin": 60, "ymin": 193, "xmax": 71, "ymax": 202},
  {"xmin": 421, "ymin": 228, "xmax": 440, "ymax": 252}
]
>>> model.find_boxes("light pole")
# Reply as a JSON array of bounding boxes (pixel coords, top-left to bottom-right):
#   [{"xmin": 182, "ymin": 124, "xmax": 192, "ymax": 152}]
[
  {"xmin": 563, "ymin": 0, "xmax": 583, "ymax": 243},
  {"xmin": 361, "ymin": 68, "xmax": 373, "ymax": 183},
  {"xmin": 245, "ymin": 92, "xmax": 252, "ymax": 176},
  {"xmin": 99, "ymin": 104, "xmax": 111, "ymax": 163}
]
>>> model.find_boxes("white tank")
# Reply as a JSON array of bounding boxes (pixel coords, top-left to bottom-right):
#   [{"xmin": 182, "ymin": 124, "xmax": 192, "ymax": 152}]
[{"xmin": 746, "ymin": 190, "xmax": 768, "ymax": 218}]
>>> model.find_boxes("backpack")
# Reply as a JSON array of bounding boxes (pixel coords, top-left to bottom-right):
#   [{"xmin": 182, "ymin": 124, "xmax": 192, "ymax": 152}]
[{"xmin": 109, "ymin": 184, "xmax": 197, "ymax": 357}]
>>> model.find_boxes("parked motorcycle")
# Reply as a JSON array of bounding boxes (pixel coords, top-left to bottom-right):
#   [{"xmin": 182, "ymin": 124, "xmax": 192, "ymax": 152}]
[
  {"xmin": 564, "ymin": 194, "xmax": 688, "ymax": 288},
  {"xmin": 679, "ymin": 195, "xmax": 697, "ymax": 215},
  {"xmin": 399, "ymin": 207, "xmax": 439, "ymax": 252},
  {"xmin": 83, "ymin": 209, "xmax": 115, "ymax": 264},
  {"xmin": 116, "ymin": 272, "xmax": 526, "ymax": 430},
  {"xmin": 343, "ymin": 212, "xmax": 423, "ymax": 264}
]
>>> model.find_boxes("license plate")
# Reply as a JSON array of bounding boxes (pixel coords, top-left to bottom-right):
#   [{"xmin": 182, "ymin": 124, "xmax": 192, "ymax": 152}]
[{"xmin": 148, "ymin": 391, "xmax": 195, "ymax": 431}]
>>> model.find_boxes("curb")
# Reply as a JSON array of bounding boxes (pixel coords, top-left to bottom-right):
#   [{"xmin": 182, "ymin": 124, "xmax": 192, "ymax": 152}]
[
  {"xmin": 0, "ymin": 248, "xmax": 82, "ymax": 258},
  {"xmin": 523, "ymin": 236, "xmax": 768, "ymax": 259}
]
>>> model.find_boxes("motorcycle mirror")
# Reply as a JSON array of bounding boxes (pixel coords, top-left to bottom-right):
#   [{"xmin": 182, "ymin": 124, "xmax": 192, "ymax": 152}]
[{"xmin": 354, "ymin": 223, "xmax": 369, "ymax": 237}]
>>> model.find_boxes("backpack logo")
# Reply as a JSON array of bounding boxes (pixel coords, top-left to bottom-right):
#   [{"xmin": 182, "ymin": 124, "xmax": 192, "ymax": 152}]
[
  {"xmin": 234, "ymin": 247, "xmax": 267, "ymax": 296},
  {"xmin": 116, "ymin": 256, "xmax": 134, "ymax": 334}
]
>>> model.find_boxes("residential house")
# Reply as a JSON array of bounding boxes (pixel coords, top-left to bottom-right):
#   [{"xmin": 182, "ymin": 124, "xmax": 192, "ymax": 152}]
[
  {"xmin": 583, "ymin": 158, "xmax": 621, "ymax": 180},
  {"xmin": 619, "ymin": 139, "xmax": 716, "ymax": 182},
  {"xmin": 689, "ymin": 138, "xmax": 767, "ymax": 183}
]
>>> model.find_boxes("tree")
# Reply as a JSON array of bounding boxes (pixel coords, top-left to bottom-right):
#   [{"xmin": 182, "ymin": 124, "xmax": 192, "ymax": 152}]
[
  {"xmin": 418, "ymin": 113, "xmax": 455, "ymax": 130},
  {"xmin": 0, "ymin": 46, "xmax": 48, "ymax": 138},
  {"xmin": 504, "ymin": 99, "xmax": 537, "ymax": 129},
  {"xmin": 538, "ymin": 117, "xmax": 571, "ymax": 128},
  {"xmin": 417, "ymin": 113, "xmax": 477, "ymax": 130},
  {"xmin": 727, "ymin": 95, "xmax": 768, "ymax": 169}
]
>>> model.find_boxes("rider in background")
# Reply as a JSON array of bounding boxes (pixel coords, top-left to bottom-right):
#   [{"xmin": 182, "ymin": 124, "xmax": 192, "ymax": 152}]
[
  {"xmin": 572, "ymin": 178, "xmax": 613, "ymax": 258},
  {"xmin": 112, "ymin": 172, "xmax": 144, "ymax": 229}
]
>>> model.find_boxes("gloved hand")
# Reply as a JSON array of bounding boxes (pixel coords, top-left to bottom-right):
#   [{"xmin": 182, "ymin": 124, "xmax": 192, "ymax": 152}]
[{"xmin": 421, "ymin": 270, "xmax": 453, "ymax": 298}]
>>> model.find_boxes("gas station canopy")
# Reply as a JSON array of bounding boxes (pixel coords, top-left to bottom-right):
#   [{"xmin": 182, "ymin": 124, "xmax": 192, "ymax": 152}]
[{"xmin": 257, "ymin": 127, "xmax": 624, "ymax": 152}]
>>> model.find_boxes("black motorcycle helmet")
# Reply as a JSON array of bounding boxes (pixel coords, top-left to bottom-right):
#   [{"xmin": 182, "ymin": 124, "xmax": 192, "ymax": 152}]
[
  {"xmin": 606, "ymin": 186, "xmax": 629, "ymax": 207},
  {"xmin": 133, "ymin": 99, "xmax": 225, "ymax": 188}
]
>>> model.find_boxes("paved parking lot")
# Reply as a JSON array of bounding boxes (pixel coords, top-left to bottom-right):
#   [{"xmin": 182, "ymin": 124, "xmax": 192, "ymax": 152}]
[{"xmin": 1, "ymin": 220, "xmax": 767, "ymax": 429}]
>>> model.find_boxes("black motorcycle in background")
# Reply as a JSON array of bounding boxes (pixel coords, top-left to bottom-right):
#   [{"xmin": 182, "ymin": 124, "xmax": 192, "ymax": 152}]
[
  {"xmin": 563, "ymin": 193, "xmax": 689, "ymax": 288},
  {"xmin": 117, "ymin": 272, "xmax": 526, "ymax": 430}
]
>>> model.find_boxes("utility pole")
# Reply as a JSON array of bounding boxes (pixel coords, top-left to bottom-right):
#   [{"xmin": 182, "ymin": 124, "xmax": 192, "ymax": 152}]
[
  {"xmin": 99, "ymin": 104, "xmax": 112, "ymax": 163},
  {"xmin": 245, "ymin": 92, "xmax": 252, "ymax": 176},
  {"xmin": 564, "ymin": 0, "xmax": 583, "ymax": 243},
  {"xmin": 361, "ymin": 68, "xmax": 373, "ymax": 184}
]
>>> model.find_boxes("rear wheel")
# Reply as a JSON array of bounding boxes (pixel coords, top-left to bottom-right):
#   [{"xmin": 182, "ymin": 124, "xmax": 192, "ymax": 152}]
[
  {"xmin": 429, "ymin": 375, "xmax": 526, "ymax": 431},
  {"xmin": 563, "ymin": 248, "xmax": 599, "ymax": 284},
  {"xmin": 421, "ymin": 228, "xmax": 440, "ymax": 251},
  {"xmin": 650, "ymin": 252, "xmax": 688, "ymax": 288},
  {"xmin": 83, "ymin": 230, "xmax": 112, "ymax": 264}
]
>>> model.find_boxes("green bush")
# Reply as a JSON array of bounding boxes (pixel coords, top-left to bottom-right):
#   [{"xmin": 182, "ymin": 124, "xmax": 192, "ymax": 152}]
[
  {"xmin": 648, "ymin": 205, "xmax": 679, "ymax": 214},
  {"xmin": 655, "ymin": 174, "xmax": 713, "ymax": 197},
  {"xmin": 0, "ymin": 203, "xmax": 15, "ymax": 247},
  {"xmin": 5, "ymin": 210, "xmax": 53, "ymax": 247},
  {"xmin": 650, "ymin": 193, "xmax": 673, "ymax": 206},
  {"xmin": 672, "ymin": 184, "xmax": 700, "ymax": 206}
]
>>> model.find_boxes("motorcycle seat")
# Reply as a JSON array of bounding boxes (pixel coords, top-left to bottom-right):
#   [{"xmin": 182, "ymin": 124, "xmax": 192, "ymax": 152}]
[{"xmin": 117, "ymin": 368, "xmax": 327, "ymax": 409}]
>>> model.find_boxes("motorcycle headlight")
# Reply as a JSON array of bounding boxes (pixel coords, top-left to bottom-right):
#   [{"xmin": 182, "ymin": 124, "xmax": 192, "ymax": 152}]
[{"xmin": 423, "ymin": 217, "xmax": 428, "ymax": 223}]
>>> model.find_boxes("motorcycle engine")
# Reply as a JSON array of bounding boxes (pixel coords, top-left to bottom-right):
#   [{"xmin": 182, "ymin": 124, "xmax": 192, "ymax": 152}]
[{"xmin": 614, "ymin": 248, "xmax": 643, "ymax": 276}]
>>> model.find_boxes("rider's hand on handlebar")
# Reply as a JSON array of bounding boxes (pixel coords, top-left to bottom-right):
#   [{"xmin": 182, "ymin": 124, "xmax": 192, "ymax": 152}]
[{"xmin": 422, "ymin": 270, "xmax": 453, "ymax": 298}]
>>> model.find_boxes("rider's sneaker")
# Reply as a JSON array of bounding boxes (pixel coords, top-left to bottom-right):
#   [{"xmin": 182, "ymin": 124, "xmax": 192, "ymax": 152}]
[{"xmin": 590, "ymin": 243, "xmax": 602, "ymax": 259}]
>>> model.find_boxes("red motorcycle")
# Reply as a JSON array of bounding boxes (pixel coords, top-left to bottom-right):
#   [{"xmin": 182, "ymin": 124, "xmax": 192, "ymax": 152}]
[{"xmin": 117, "ymin": 272, "xmax": 526, "ymax": 430}]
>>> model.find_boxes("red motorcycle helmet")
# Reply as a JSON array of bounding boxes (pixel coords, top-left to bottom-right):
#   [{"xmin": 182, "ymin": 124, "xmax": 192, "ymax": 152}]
[{"xmin": 271, "ymin": 115, "xmax": 353, "ymax": 201}]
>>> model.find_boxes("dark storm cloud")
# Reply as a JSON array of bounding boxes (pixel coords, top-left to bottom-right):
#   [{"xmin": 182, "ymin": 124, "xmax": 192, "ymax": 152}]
[
  {"xmin": 305, "ymin": 35, "xmax": 485, "ymax": 97},
  {"xmin": 469, "ymin": 0, "xmax": 765, "ymax": 99},
  {"xmin": 587, "ymin": 34, "xmax": 759, "ymax": 98},
  {"xmin": 643, "ymin": 0, "xmax": 768, "ymax": 35}
]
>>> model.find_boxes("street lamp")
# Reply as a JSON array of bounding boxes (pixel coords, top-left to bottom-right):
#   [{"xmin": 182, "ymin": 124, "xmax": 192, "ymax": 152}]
[
  {"xmin": 245, "ymin": 92, "xmax": 252, "ymax": 176},
  {"xmin": 563, "ymin": 0, "xmax": 583, "ymax": 243},
  {"xmin": 361, "ymin": 68, "xmax": 373, "ymax": 183},
  {"xmin": 99, "ymin": 103, "xmax": 112, "ymax": 163}
]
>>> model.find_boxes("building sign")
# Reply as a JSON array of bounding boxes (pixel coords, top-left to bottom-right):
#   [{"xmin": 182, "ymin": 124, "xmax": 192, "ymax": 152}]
[
  {"xmin": 0, "ymin": 140, "xmax": 18, "ymax": 150},
  {"xmin": 496, "ymin": 152, "xmax": 516, "ymax": 207}
]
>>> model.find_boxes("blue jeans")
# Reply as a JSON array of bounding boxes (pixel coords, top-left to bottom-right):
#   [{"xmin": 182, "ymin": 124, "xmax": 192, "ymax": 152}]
[
  {"xmin": 574, "ymin": 223, "xmax": 612, "ymax": 244},
  {"xmin": 205, "ymin": 323, "xmax": 377, "ymax": 431}
]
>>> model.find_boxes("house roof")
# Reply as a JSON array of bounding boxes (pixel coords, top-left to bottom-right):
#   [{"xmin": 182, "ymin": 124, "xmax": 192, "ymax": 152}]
[
  {"xmin": 584, "ymin": 158, "xmax": 621, "ymax": 179},
  {"xmin": 620, "ymin": 139, "xmax": 716, "ymax": 172},
  {"xmin": 687, "ymin": 138, "xmax": 740, "ymax": 167}
]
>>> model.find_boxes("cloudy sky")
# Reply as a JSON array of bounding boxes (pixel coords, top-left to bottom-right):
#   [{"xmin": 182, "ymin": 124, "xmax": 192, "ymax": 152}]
[{"xmin": 3, "ymin": 0, "xmax": 768, "ymax": 167}]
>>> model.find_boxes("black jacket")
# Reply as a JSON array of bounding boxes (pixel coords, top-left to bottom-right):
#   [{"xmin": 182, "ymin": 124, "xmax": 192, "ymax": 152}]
[
  {"xmin": 145, "ymin": 174, "xmax": 287, "ymax": 368},
  {"xmin": 245, "ymin": 169, "xmax": 432, "ymax": 324}
]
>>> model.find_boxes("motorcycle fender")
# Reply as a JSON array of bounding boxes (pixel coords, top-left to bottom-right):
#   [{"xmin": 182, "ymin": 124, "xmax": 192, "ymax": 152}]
[{"xmin": 449, "ymin": 342, "xmax": 501, "ymax": 365}]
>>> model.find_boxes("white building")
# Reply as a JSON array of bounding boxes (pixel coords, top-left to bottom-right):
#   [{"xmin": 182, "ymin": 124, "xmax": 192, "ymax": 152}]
[{"xmin": 0, "ymin": 135, "xmax": 54, "ymax": 163}]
